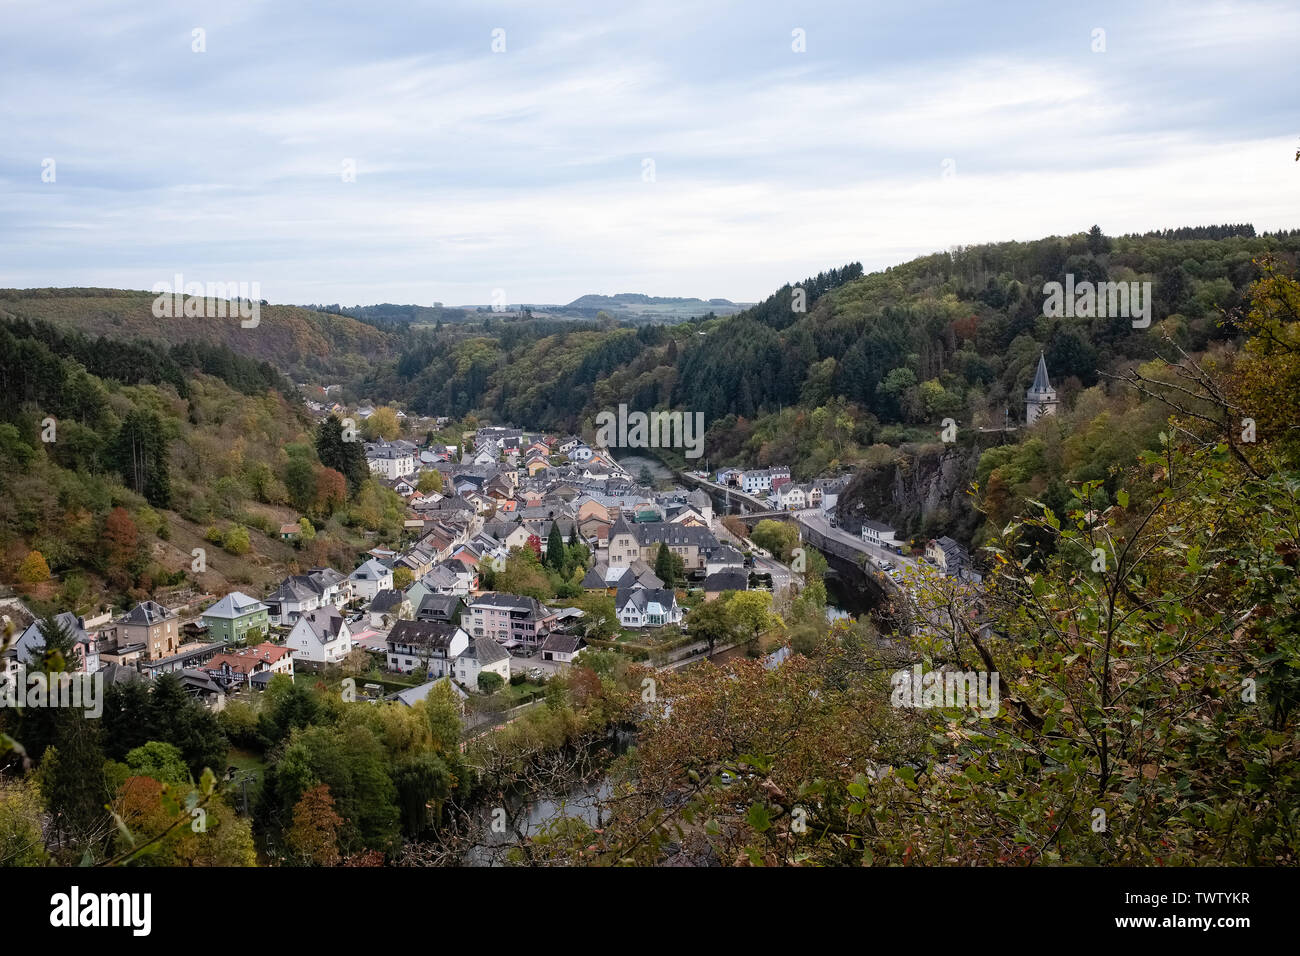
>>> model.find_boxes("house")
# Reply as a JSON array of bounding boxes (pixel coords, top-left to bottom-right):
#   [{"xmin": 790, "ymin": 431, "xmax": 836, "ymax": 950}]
[
  {"xmin": 286, "ymin": 606, "xmax": 353, "ymax": 664},
  {"xmin": 204, "ymin": 642, "xmax": 294, "ymax": 688},
  {"xmin": 926, "ymin": 536, "xmax": 969, "ymax": 576},
  {"xmin": 615, "ymin": 587, "xmax": 683, "ymax": 629},
  {"xmin": 386, "ymin": 619, "xmax": 469, "ymax": 677},
  {"xmin": 607, "ymin": 515, "xmax": 719, "ymax": 572},
  {"xmin": 453, "ymin": 636, "xmax": 513, "ymax": 689},
  {"xmin": 349, "ymin": 558, "xmax": 394, "ymax": 601},
  {"xmin": 200, "ymin": 592, "xmax": 270, "ymax": 646},
  {"xmin": 416, "ymin": 593, "xmax": 463, "ymax": 625},
  {"xmin": 775, "ymin": 483, "xmax": 807, "ymax": 510},
  {"xmin": 703, "ymin": 569, "xmax": 748, "ymax": 601},
  {"xmin": 265, "ymin": 568, "xmax": 350, "ymax": 626},
  {"xmin": 5, "ymin": 612, "xmax": 100, "ymax": 680},
  {"xmin": 365, "ymin": 441, "xmax": 417, "ymax": 479},
  {"xmin": 278, "ymin": 523, "xmax": 301, "ymax": 541},
  {"xmin": 716, "ymin": 467, "xmax": 740, "ymax": 486},
  {"xmin": 741, "ymin": 469, "xmax": 773, "ymax": 495},
  {"xmin": 465, "ymin": 593, "xmax": 557, "ymax": 651},
  {"xmin": 396, "ymin": 676, "xmax": 469, "ymax": 710},
  {"xmin": 179, "ymin": 668, "xmax": 231, "ymax": 711},
  {"xmin": 117, "ymin": 601, "xmax": 180, "ymax": 661},
  {"xmin": 705, "ymin": 546, "xmax": 745, "ymax": 575},
  {"xmin": 860, "ymin": 520, "xmax": 899, "ymax": 549},
  {"xmin": 581, "ymin": 560, "xmax": 663, "ymax": 593},
  {"xmin": 540, "ymin": 631, "xmax": 585, "ymax": 665},
  {"xmin": 369, "ymin": 589, "xmax": 412, "ymax": 629},
  {"xmin": 568, "ymin": 444, "xmax": 594, "ymax": 462}
]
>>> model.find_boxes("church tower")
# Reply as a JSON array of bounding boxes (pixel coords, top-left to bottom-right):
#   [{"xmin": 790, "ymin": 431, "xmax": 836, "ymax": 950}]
[{"xmin": 1024, "ymin": 352, "xmax": 1058, "ymax": 425}]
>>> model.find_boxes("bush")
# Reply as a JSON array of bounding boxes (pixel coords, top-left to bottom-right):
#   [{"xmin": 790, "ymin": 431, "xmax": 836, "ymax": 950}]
[
  {"xmin": 222, "ymin": 526, "xmax": 251, "ymax": 556},
  {"xmin": 478, "ymin": 671, "xmax": 505, "ymax": 694}
]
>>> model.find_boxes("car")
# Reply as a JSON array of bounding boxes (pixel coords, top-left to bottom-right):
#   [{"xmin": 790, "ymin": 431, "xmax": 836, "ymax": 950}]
[{"xmin": 528, "ymin": 667, "xmax": 543, "ymax": 681}]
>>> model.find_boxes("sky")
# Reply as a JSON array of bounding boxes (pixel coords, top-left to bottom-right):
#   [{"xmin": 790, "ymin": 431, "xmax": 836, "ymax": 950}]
[{"xmin": 1, "ymin": 0, "xmax": 1296, "ymax": 306}]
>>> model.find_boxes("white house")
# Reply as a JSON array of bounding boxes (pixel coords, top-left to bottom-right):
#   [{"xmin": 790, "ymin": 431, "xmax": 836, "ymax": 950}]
[
  {"xmin": 706, "ymin": 546, "xmax": 746, "ymax": 576},
  {"xmin": 386, "ymin": 619, "xmax": 469, "ymax": 677},
  {"xmin": 741, "ymin": 469, "xmax": 773, "ymax": 495},
  {"xmin": 348, "ymin": 558, "xmax": 394, "ymax": 601},
  {"xmin": 453, "ymin": 636, "xmax": 513, "ymax": 689},
  {"xmin": 568, "ymin": 444, "xmax": 594, "ymax": 462},
  {"xmin": 365, "ymin": 441, "xmax": 417, "ymax": 479},
  {"xmin": 861, "ymin": 520, "xmax": 898, "ymax": 549},
  {"xmin": 540, "ymin": 632, "xmax": 585, "ymax": 665},
  {"xmin": 776, "ymin": 484, "xmax": 807, "ymax": 510},
  {"xmin": 265, "ymin": 568, "xmax": 350, "ymax": 627},
  {"xmin": 286, "ymin": 606, "xmax": 354, "ymax": 664},
  {"xmin": 615, "ymin": 588, "xmax": 683, "ymax": 629}
]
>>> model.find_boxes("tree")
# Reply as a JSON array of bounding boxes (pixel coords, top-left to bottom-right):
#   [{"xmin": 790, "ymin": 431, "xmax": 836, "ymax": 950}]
[
  {"xmin": 478, "ymin": 671, "xmax": 504, "ymax": 694},
  {"xmin": 124, "ymin": 741, "xmax": 191, "ymax": 785},
  {"xmin": 109, "ymin": 408, "xmax": 171, "ymax": 507},
  {"xmin": 0, "ymin": 779, "xmax": 48, "ymax": 866},
  {"xmin": 726, "ymin": 590, "xmax": 780, "ymax": 655},
  {"xmin": 687, "ymin": 597, "xmax": 734, "ymax": 655},
  {"xmin": 286, "ymin": 784, "xmax": 344, "ymax": 866},
  {"xmin": 545, "ymin": 522, "xmax": 567, "ymax": 573},
  {"xmin": 362, "ymin": 407, "xmax": 401, "ymax": 441},
  {"xmin": 312, "ymin": 466, "xmax": 348, "ymax": 516},
  {"xmin": 16, "ymin": 551, "xmax": 50, "ymax": 585},
  {"xmin": 284, "ymin": 457, "xmax": 316, "ymax": 511},
  {"xmin": 102, "ymin": 506, "xmax": 140, "ymax": 592},
  {"xmin": 653, "ymin": 542, "xmax": 680, "ymax": 588},
  {"xmin": 417, "ymin": 470, "xmax": 444, "ymax": 494},
  {"xmin": 393, "ymin": 566, "xmax": 413, "ymax": 590},
  {"xmin": 750, "ymin": 519, "xmax": 799, "ymax": 562},
  {"xmin": 425, "ymin": 680, "xmax": 463, "ymax": 755},
  {"xmin": 315, "ymin": 415, "xmax": 368, "ymax": 496}
]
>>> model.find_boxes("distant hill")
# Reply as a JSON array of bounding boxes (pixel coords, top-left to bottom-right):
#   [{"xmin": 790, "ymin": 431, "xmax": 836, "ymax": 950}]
[
  {"xmin": 0, "ymin": 288, "xmax": 400, "ymax": 383},
  {"xmin": 557, "ymin": 293, "xmax": 751, "ymax": 323}
]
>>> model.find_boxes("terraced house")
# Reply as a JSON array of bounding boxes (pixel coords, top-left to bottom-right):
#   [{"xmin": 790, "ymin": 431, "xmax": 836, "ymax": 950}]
[
  {"xmin": 607, "ymin": 515, "xmax": 719, "ymax": 572},
  {"xmin": 200, "ymin": 591, "xmax": 270, "ymax": 645}
]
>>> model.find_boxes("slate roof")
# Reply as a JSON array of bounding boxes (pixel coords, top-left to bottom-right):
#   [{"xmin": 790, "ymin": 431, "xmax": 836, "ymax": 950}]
[
  {"xmin": 458, "ymin": 636, "xmax": 511, "ymax": 665},
  {"xmin": 202, "ymin": 591, "xmax": 268, "ymax": 620},
  {"xmin": 388, "ymin": 619, "xmax": 464, "ymax": 651}
]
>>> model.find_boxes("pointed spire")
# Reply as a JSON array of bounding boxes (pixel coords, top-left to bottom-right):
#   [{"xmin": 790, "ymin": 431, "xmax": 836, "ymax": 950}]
[{"xmin": 1030, "ymin": 352, "xmax": 1052, "ymax": 393}]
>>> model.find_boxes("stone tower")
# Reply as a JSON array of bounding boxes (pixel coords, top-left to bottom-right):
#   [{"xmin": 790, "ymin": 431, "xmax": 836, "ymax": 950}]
[{"xmin": 1024, "ymin": 352, "xmax": 1058, "ymax": 425}]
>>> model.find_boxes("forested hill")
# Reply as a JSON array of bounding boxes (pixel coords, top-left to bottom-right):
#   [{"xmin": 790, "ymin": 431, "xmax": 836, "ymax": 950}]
[
  {"xmin": 0, "ymin": 288, "xmax": 400, "ymax": 383},
  {"xmin": 375, "ymin": 228, "xmax": 1300, "ymax": 440}
]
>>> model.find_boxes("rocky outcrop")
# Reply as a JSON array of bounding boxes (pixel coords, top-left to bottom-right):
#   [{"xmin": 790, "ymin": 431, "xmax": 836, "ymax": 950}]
[{"xmin": 836, "ymin": 443, "xmax": 983, "ymax": 545}]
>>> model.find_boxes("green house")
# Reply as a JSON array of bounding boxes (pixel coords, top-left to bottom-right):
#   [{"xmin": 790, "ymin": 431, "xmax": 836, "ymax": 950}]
[{"xmin": 200, "ymin": 591, "xmax": 270, "ymax": 645}]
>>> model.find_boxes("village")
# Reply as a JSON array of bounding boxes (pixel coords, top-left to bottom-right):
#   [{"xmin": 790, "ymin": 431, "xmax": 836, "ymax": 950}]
[{"xmin": 3, "ymin": 406, "xmax": 983, "ymax": 727}]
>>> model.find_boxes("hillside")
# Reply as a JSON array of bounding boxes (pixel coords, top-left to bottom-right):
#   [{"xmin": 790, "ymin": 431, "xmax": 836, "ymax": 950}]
[{"xmin": 0, "ymin": 288, "xmax": 400, "ymax": 383}]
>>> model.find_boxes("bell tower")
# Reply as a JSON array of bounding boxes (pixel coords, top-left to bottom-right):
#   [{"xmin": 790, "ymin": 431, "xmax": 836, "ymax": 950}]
[{"xmin": 1025, "ymin": 352, "xmax": 1058, "ymax": 425}]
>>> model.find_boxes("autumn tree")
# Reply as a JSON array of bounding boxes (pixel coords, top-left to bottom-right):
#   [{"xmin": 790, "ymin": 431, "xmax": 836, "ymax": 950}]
[
  {"xmin": 286, "ymin": 784, "xmax": 344, "ymax": 866},
  {"xmin": 16, "ymin": 550, "xmax": 49, "ymax": 585}
]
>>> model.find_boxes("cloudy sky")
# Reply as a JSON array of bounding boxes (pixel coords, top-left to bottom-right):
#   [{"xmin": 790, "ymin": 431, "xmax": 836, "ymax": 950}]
[{"xmin": 1, "ymin": 0, "xmax": 1296, "ymax": 306}]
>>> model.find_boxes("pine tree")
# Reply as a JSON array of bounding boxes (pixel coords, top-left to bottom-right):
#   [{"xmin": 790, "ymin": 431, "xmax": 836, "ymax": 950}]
[
  {"xmin": 654, "ymin": 542, "xmax": 677, "ymax": 587},
  {"xmin": 546, "ymin": 522, "xmax": 566, "ymax": 573}
]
